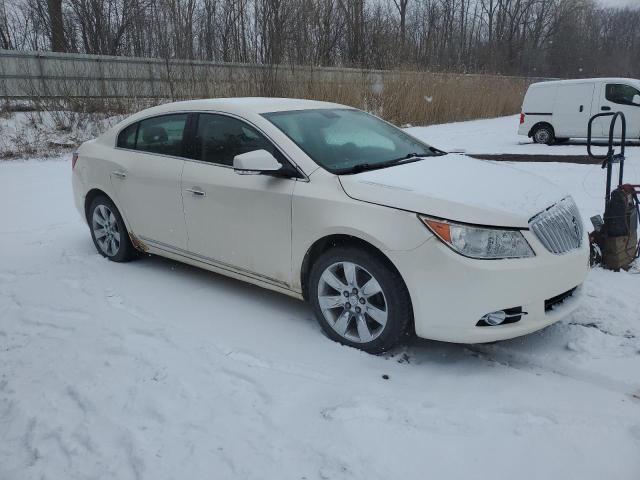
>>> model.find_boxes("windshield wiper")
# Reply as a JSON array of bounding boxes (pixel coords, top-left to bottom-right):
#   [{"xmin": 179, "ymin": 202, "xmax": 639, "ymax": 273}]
[
  {"xmin": 337, "ymin": 150, "xmax": 438, "ymax": 175},
  {"xmin": 386, "ymin": 150, "xmax": 442, "ymax": 164},
  {"xmin": 338, "ymin": 163, "xmax": 373, "ymax": 174}
]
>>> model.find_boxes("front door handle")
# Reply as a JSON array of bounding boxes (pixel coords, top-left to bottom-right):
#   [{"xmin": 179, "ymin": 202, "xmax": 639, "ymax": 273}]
[
  {"xmin": 185, "ymin": 187, "xmax": 206, "ymax": 197},
  {"xmin": 601, "ymin": 106, "xmax": 611, "ymax": 111},
  {"xmin": 111, "ymin": 170, "xmax": 127, "ymax": 179}
]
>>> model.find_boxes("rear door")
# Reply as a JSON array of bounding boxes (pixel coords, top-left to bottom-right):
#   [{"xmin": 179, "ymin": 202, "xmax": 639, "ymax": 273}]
[
  {"xmin": 181, "ymin": 113, "xmax": 296, "ymax": 287},
  {"xmin": 110, "ymin": 113, "xmax": 190, "ymax": 250},
  {"xmin": 552, "ymin": 82, "xmax": 595, "ymax": 138}
]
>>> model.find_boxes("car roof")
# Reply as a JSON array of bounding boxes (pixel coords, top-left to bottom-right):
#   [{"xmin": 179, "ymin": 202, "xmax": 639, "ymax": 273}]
[
  {"xmin": 530, "ymin": 78, "xmax": 640, "ymax": 88},
  {"xmin": 130, "ymin": 97, "xmax": 352, "ymax": 118}
]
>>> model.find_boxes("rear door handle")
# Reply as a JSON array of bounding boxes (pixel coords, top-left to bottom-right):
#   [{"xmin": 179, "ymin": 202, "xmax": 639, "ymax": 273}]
[
  {"xmin": 111, "ymin": 170, "xmax": 127, "ymax": 179},
  {"xmin": 601, "ymin": 106, "xmax": 611, "ymax": 111},
  {"xmin": 185, "ymin": 187, "xmax": 206, "ymax": 197}
]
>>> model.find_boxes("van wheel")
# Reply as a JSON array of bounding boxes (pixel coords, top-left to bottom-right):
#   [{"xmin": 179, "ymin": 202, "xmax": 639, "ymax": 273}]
[{"xmin": 532, "ymin": 125, "xmax": 555, "ymax": 145}]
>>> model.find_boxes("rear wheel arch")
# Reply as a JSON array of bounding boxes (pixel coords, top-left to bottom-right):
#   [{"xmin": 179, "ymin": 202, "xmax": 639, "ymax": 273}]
[
  {"xmin": 529, "ymin": 122, "xmax": 555, "ymax": 142},
  {"xmin": 86, "ymin": 193, "xmax": 138, "ymax": 261},
  {"xmin": 84, "ymin": 189, "xmax": 128, "ymax": 226},
  {"xmin": 84, "ymin": 188, "xmax": 112, "ymax": 223}
]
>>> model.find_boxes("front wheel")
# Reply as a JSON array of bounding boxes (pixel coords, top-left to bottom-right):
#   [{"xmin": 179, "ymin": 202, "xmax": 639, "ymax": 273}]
[
  {"xmin": 88, "ymin": 195, "xmax": 137, "ymax": 262},
  {"xmin": 308, "ymin": 247, "xmax": 412, "ymax": 354}
]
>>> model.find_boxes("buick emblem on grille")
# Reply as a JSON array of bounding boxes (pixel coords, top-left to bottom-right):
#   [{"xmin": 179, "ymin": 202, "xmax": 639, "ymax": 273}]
[{"xmin": 571, "ymin": 216, "xmax": 580, "ymax": 240}]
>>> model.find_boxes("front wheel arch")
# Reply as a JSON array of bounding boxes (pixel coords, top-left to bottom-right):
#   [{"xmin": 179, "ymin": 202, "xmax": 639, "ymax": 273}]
[
  {"xmin": 307, "ymin": 244, "xmax": 414, "ymax": 353},
  {"xmin": 300, "ymin": 234, "xmax": 409, "ymax": 303}
]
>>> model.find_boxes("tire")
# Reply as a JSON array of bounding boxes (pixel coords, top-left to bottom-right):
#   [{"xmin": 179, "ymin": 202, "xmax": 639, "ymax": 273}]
[
  {"xmin": 532, "ymin": 124, "xmax": 555, "ymax": 145},
  {"xmin": 308, "ymin": 246, "xmax": 412, "ymax": 354},
  {"xmin": 88, "ymin": 195, "xmax": 137, "ymax": 262}
]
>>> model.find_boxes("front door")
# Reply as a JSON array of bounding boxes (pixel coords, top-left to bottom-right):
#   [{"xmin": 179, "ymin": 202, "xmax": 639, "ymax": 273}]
[
  {"xmin": 110, "ymin": 113, "xmax": 189, "ymax": 250},
  {"xmin": 181, "ymin": 113, "xmax": 295, "ymax": 287},
  {"xmin": 595, "ymin": 82, "xmax": 640, "ymax": 139}
]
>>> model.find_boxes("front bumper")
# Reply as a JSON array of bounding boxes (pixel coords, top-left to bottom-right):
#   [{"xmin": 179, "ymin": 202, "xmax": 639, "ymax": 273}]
[{"xmin": 388, "ymin": 229, "xmax": 590, "ymax": 343}]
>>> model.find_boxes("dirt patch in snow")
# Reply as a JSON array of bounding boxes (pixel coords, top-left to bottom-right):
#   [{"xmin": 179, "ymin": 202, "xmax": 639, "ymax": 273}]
[{"xmin": 470, "ymin": 154, "xmax": 602, "ymax": 164}]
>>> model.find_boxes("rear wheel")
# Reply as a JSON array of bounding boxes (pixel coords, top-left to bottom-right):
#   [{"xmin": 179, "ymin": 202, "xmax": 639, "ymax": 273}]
[
  {"xmin": 532, "ymin": 124, "xmax": 555, "ymax": 145},
  {"xmin": 88, "ymin": 195, "xmax": 137, "ymax": 262},
  {"xmin": 309, "ymin": 247, "xmax": 412, "ymax": 354}
]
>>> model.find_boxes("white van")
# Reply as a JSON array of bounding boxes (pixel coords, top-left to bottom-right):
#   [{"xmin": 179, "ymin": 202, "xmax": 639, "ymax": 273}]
[{"xmin": 518, "ymin": 78, "xmax": 640, "ymax": 144}]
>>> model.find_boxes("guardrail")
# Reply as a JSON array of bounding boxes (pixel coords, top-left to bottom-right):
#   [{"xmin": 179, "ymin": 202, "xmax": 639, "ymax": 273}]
[{"xmin": 0, "ymin": 49, "xmax": 552, "ymax": 101}]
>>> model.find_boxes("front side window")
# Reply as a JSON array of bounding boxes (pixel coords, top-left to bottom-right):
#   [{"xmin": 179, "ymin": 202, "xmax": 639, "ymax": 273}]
[
  {"xmin": 605, "ymin": 84, "xmax": 640, "ymax": 106},
  {"xmin": 135, "ymin": 114, "xmax": 188, "ymax": 156},
  {"xmin": 191, "ymin": 113, "xmax": 280, "ymax": 166},
  {"xmin": 262, "ymin": 109, "xmax": 438, "ymax": 174}
]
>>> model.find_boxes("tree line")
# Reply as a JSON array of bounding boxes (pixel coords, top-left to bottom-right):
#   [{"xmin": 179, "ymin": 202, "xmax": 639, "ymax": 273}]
[{"xmin": 1, "ymin": 0, "xmax": 639, "ymax": 78}]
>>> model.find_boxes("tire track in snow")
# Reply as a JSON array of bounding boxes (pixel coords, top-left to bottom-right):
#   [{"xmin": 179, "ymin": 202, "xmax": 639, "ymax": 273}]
[{"xmin": 465, "ymin": 344, "xmax": 640, "ymax": 400}]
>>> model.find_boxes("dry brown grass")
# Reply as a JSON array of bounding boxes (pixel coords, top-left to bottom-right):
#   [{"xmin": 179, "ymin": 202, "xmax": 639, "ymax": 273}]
[
  {"xmin": 2, "ymin": 70, "xmax": 531, "ymax": 159},
  {"xmin": 375, "ymin": 73, "xmax": 529, "ymax": 126},
  {"xmin": 12, "ymin": 66, "xmax": 531, "ymax": 128},
  {"xmin": 206, "ymin": 69, "xmax": 531, "ymax": 126}
]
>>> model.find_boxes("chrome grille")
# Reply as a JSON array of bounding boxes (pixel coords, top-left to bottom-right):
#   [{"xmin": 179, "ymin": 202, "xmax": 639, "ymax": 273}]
[{"xmin": 529, "ymin": 197, "xmax": 583, "ymax": 254}]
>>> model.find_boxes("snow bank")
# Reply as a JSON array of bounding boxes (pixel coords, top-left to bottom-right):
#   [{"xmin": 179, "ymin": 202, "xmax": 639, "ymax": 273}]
[{"xmin": 0, "ymin": 111, "xmax": 122, "ymax": 159}]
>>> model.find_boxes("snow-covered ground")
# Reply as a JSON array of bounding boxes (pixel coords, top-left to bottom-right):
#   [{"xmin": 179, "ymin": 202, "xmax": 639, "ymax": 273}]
[
  {"xmin": 1, "ymin": 115, "xmax": 640, "ymax": 480},
  {"xmin": 407, "ymin": 114, "xmax": 640, "ymax": 156},
  {"xmin": 0, "ymin": 111, "xmax": 123, "ymax": 159}
]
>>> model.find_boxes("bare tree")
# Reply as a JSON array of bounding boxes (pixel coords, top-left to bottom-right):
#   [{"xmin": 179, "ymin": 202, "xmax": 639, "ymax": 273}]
[
  {"xmin": 2, "ymin": 0, "xmax": 640, "ymax": 79},
  {"xmin": 46, "ymin": 0, "xmax": 66, "ymax": 51}
]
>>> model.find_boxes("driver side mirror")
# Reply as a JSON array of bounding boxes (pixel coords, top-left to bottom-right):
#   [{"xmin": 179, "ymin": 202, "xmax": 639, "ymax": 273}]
[
  {"xmin": 633, "ymin": 94, "xmax": 640, "ymax": 106},
  {"xmin": 233, "ymin": 149, "xmax": 282, "ymax": 175}
]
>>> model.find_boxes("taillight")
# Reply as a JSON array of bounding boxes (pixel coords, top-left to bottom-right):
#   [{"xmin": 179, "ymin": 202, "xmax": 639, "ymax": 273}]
[
  {"xmin": 519, "ymin": 113, "xmax": 525, "ymax": 125},
  {"xmin": 72, "ymin": 152, "xmax": 79, "ymax": 170}
]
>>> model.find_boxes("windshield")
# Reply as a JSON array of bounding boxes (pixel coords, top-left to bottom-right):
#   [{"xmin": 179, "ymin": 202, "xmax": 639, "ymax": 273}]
[{"xmin": 262, "ymin": 109, "xmax": 439, "ymax": 174}]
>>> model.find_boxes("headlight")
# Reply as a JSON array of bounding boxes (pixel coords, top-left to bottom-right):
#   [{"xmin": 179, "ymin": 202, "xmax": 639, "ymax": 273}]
[{"xmin": 419, "ymin": 215, "xmax": 535, "ymax": 259}]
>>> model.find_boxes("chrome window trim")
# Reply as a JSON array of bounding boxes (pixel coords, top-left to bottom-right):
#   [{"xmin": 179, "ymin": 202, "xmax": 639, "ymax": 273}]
[{"xmin": 114, "ymin": 109, "xmax": 309, "ymax": 182}]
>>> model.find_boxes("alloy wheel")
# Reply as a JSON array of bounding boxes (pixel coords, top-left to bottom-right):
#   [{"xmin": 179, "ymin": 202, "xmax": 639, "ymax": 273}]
[
  {"xmin": 317, "ymin": 261, "xmax": 388, "ymax": 343},
  {"xmin": 92, "ymin": 204, "xmax": 121, "ymax": 257}
]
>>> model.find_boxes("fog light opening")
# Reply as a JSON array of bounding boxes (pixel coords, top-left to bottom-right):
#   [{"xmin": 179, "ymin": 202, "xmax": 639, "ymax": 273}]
[
  {"xmin": 476, "ymin": 307, "xmax": 526, "ymax": 327},
  {"xmin": 482, "ymin": 311, "xmax": 507, "ymax": 326}
]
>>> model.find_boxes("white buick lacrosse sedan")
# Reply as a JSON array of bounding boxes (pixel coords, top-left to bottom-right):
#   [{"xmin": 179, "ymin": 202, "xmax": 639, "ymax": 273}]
[{"xmin": 72, "ymin": 98, "xmax": 589, "ymax": 353}]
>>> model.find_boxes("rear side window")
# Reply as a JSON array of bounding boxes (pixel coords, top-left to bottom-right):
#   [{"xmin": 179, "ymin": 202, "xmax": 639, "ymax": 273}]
[
  {"xmin": 117, "ymin": 123, "xmax": 138, "ymax": 149},
  {"xmin": 605, "ymin": 84, "xmax": 640, "ymax": 106},
  {"xmin": 136, "ymin": 114, "xmax": 188, "ymax": 156},
  {"xmin": 191, "ymin": 114, "xmax": 280, "ymax": 166}
]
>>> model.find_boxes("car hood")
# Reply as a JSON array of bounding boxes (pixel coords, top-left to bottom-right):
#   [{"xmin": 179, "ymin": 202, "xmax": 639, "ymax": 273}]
[{"xmin": 338, "ymin": 154, "xmax": 566, "ymax": 228}]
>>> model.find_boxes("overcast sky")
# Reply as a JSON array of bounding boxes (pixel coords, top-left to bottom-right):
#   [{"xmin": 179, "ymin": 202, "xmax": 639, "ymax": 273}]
[{"xmin": 598, "ymin": 0, "xmax": 640, "ymax": 7}]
